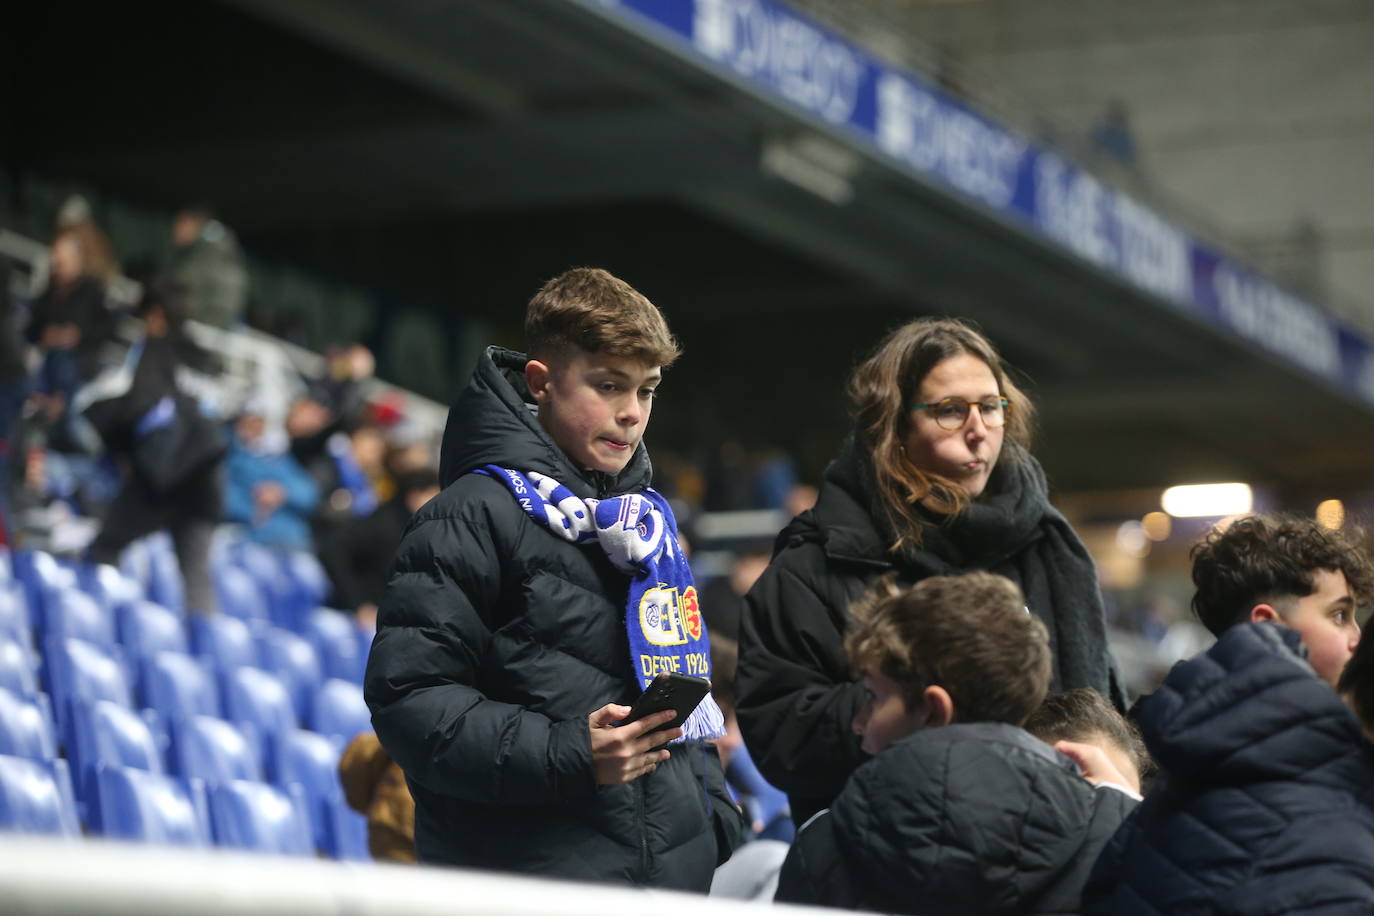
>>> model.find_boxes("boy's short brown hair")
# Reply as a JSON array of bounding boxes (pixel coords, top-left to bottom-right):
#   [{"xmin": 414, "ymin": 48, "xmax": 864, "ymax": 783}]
[
  {"xmin": 1025, "ymin": 688, "xmax": 1152, "ymax": 780},
  {"xmin": 845, "ymin": 572, "xmax": 1051, "ymax": 726},
  {"xmin": 525, "ymin": 267, "xmax": 680, "ymax": 368},
  {"xmin": 1190, "ymin": 514, "xmax": 1374, "ymax": 637}
]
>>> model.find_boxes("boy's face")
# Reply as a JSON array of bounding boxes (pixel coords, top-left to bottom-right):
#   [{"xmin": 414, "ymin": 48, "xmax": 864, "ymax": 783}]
[
  {"xmin": 1278, "ymin": 567, "xmax": 1360, "ymax": 686},
  {"xmin": 853, "ymin": 671, "xmax": 925, "ymax": 755},
  {"xmin": 527, "ymin": 349, "xmax": 660, "ymax": 475}
]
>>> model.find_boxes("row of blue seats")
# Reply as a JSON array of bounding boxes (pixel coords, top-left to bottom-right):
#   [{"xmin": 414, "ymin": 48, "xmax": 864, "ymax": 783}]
[{"xmin": 0, "ymin": 543, "xmax": 375, "ymax": 857}]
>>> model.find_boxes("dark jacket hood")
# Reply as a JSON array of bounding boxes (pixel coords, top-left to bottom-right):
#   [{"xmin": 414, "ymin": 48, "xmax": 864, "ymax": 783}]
[
  {"xmin": 1139, "ymin": 623, "xmax": 1374, "ymax": 794},
  {"xmin": 833, "ymin": 723, "xmax": 1131, "ymax": 914},
  {"xmin": 438, "ymin": 346, "xmax": 652, "ymax": 499}
]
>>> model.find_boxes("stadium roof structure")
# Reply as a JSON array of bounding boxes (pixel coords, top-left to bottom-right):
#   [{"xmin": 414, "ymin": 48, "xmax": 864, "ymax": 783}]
[{"xmin": 10, "ymin": 0, "xmax": 1374, "ymax": 496}]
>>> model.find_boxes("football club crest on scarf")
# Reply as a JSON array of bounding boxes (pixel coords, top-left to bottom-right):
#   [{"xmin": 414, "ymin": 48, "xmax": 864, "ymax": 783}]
[{"xmin": 475, "ymin": 465, "xmax": 726, "ymax": 742}]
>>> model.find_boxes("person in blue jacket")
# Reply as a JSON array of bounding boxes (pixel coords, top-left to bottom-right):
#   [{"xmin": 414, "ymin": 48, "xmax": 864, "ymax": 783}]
[{"xmin": 224, "ymin": 397, "xmax": 319, "ymax": 550}]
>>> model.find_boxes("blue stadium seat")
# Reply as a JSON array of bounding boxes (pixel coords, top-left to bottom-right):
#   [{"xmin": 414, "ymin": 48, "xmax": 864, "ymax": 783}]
[
  {"xmin": 0, "ymin": 636, "xmax": 39, "ymax": 699},
  {"xmin": 214, "ymin": 565, "xmax": 270, "ymax": 624},
  {"xmin": 0, "ymin": 584, "xmax": 30, "ymax": 645},
  {"xmin": 44, "ymin": 638, "xmax": 133, "ymax": 743},
  {"xmin": 170, "ymin": 715, "xmax": 261, "ymax": 785},
  {"xmin": 12, "ymin": 549, "xmax": 77, "ymax": 633},
  {"xmin": 79, "ymin": 563, "xmax": 144, "ymax": 616},
  {"xmin": 305, "ymin": 610, "xmax": 363, "ymax": 683},
  {"xmin": 144, "ymin": 534, "xmax": 186, "ymax": 613},
  {"xmin": 0, "ymin": 754, "xmax": 79, "ymax": 836},
  {"xmin": 142, "ymin": 651, "xmax": 221, "ymax": 722},
  {"xmin": 325, "ymin": 794, "xmax": 370, "ymax": 861},
  {"xmin": 231, "ymin": 543, "xmax": 293, "ymax": 627},
  {"xmin": 223, "ymin": 668, "xmax": 296, "ymax": 776},
  {"xmin": 275, "ymin": 729, "xmax": 342, "ymax": 853},
  {"xmin": 258, "ymin": 628, "xmax": 322, "ymax": 723},
  {"xmin": 279, "ymin": 552, "xmax": 331, "ymax": 629},
  {"xmin": 93, "ymin": 764, "xmax": 210, "ymax": 847},
  {"xmin": 0, "ymin": 687, "xmax": 57, "ymax": 760},
  {"xmin": 311, "ymin": 679, "xmax": 371, "ymax": 744},
  {"xmin": 190, "ymin": 613, "xmax": 259, "ymax": 672},
  {"xmin": 43, "ymin": 587, "xmax": 114, "ymax": 645},
  {"xmin": 209, "ymin": 779, "xmax": 313, "ymax": 855},
  {"xmin": 69, "ymin": 699, "xmax": 164, "ymax": 826},
  {"xmin": 117, "ymin": 600, "xmax": 189, "ymax": 662}
]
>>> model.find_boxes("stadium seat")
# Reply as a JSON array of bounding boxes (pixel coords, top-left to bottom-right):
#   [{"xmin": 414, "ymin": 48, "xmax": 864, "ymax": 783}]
[
  {"xmin": 231, "ymin": 543, "xmax": 292, "ymax": 627},
  {"xmin": 170, "ymin": 715, "xmax": 261, "ymax": 785},
  {"xmin": 0, "ymin": 637, "xmax": 39, "ymax": 699},
  {"xmin": 0, "ymin": 754, "xmax": 79, "ymax": 836},
  {"xmin": 209, "ymin": 779, "xmax": 313, "ymax": 855},
  {"xmin": 223, "ymin": 668, "xmax": 296, "ymax": 776},
  {"xmin": 275, "ymin": 729, "xmax": 343, "ymax": 853},
  {"xmin": 0, "ymin": 687, "xmax": 57, "ymax": 760},
  {"xmin": 43, "ymin": 588, "xmax": 113, "ymax": 645},
  {"xmin": 93, "ymin": 764, "xmax": 210, "ymax": 847},
  {"xmin": 69, "ymin": 699, "xmax": 164, "ymax": 826},
  {"xmin": 279, "ymin": 552, "xmax": 331, "ymax": 629},
  {"xmin": 0, "ymin": 584, "xmax": 29, "ymax": 645},
  {"xmin": 304, "ymin": 610, "xmax": 363, "ymax": 683},
  {"xmin": 142, "ymin": 651, "xmax": 221, "ymax": 722},
  {"xmin": 190, "ymin": 613, "xmax": 259, "ymax": 672},
  {"xmin": 44, "ymin": 638, "xmax": 133, "ymax": 743},
  {"xmin": 79, "ymin": 563, "xmax": 143, "ymax": 616},
  {"xmin": 144, "ymin": 534, "xmax": 186, "ymax": 613},
  {"xmin": 310, "ymin": 679, "xmax": 371, "ymax": 744},
  {"xmin": 12, "ymin": 549, "xmax": 77, "ymax": 633},
  {"xmin": 117, "ymin": 600, "xmax": 189, "ymax": 661},
  {"xmin": 258, "ymin": 628, "xmax": 322, "ymax": 723},
  {"xmin": 324, "ymin": 794, "xmax": 369, "ymax": 861},
  {"xmin": 214, "ymin": 565, "xmax": 270, "ymax": 624}
]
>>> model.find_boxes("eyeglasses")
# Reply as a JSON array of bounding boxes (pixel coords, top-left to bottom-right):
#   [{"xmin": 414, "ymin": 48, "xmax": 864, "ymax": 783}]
[{"xmin": 910, "ymin": 396, "xmax": 1009, "ymax": 430}]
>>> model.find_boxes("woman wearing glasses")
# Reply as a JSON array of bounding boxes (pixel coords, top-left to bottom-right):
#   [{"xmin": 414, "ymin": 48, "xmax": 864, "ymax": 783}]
[{"xmin": 736, "ymin": 317, "xmax": 1119, "ymax": 825}]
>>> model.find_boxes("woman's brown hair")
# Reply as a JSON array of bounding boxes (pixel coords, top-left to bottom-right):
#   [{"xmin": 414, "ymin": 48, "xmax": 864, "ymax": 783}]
[{"xmin": 848, "ymin": 317, "xmax": 1035, "ymax": 553}]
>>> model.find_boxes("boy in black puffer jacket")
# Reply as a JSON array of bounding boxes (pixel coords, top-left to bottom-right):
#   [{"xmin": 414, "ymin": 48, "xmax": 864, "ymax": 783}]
[
  {"xmin": 775, "ymin": 572, "xmax": 1137, "ymax": 914},
  {"xmin": 365, "ymin": 269, "xmax": 744, "ymax": 887}
]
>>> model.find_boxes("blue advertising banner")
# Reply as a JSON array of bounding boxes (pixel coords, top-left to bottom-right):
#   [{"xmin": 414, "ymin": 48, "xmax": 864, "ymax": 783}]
[{"xmin": 577, "ymin": 0, "xmax": 1374, "ymax": 403}]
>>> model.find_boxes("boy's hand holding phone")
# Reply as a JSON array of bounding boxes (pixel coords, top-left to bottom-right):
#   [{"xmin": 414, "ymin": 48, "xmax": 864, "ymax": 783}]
[{"xmin": 588, "ymin": 705, "xmax": 682, "ymax": 785}]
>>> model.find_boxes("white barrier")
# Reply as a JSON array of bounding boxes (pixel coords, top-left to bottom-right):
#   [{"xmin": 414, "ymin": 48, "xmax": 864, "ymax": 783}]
[{"xmin": 0, "ymin": 836, "xmax": 815, "ymax": 916}]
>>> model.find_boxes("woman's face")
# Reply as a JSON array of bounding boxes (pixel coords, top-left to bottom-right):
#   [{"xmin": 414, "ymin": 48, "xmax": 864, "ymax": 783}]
[{"xmin": 902, "ymin": 352, "xmax": 1005, "ymax": 499}]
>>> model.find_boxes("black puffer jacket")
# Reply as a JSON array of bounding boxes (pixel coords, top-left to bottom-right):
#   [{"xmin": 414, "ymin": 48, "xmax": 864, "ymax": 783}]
[
  {"xmin": 1084, "ymin": 624, "xmax": 1374, "ymax": 915},
  {"xmin": 365, "ymin": 347, "xmax": 743, "ymax": 888},
  {"xmin": 737, "ymin": 434, "xmax": 1119, "ymax": 824},
  {"xmin": 776, "ymin": 723, "xmax": 1137, "ymax": 914}
]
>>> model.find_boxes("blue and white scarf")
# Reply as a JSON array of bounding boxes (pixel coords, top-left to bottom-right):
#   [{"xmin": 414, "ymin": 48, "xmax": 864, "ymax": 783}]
[{"xmin": 477, "ymin": 466, "xmax": 726, "ymax": 743}]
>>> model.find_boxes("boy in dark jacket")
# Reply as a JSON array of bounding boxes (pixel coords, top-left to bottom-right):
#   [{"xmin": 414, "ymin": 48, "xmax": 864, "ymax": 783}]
[
  {"xmin": 775, "ymin": 573, "xmax": 1137, "ymax": 914},
  {"xmin": 1188, "ymin": 514, "xmax": 1373, "ymax": 686},
  {"xmin": 1083, "ymin": 623, "xmax": 1374, "ymax": 914},
  {"xmin": 364, "ymin": 268, "xmax": 743, "ymax": 888}
]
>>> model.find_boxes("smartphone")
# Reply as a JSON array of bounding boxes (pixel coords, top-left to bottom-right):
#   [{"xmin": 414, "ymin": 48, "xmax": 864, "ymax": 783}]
[{"xmin": 615, "ymin": 673, "xmax": 711, "ymax": 733}]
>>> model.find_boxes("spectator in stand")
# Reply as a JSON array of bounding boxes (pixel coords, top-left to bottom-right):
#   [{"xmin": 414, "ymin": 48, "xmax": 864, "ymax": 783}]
[
  {"xmin": 737, "ymin": 317, "xmax": 1120, "ymax": 826},
  {"xmin": 775, "ymin": 573, "xmax": 1136, "ymax": 913},
  {"xmin": 27, "ymin": 225, "xmax": 117, "ymax": 453},
  {"xmin": 1084, "ymin": 622, "xmax": 1374, "ymax": 914},
  {"xmin": 0, "ymin": 258, "xmax": 28, "ymax": 538},
  {"xmin": 224, "ymin": 396, "xmax": 319, "ymax": 551},
  {"xmin": 319, "ymin": 466, "xmax": 439, "ymax": 628},
  {"xmin": 55, "ymin": 195, "xmax": 121, "ymax": 287},
  {"xmin": 1024, "ymin": 688, "xmax": 1150, "ymax": 797},
  {"xmin": 82, "ymin": 284, "xmax": 227, "ymax": 613},
  {"xmin": 698, "ymin": 544, "xmax": 771, "ymax": 643},
  {"xmin": 1188, "ymin": 514, "xmax": 1368, "ymax": 687},
  {"xmin": 168, "ymin": 205, "xmax": 248, "ymax": 330}
]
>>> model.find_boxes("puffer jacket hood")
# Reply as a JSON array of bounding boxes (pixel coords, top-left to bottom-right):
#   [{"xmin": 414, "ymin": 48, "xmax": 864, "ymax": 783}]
[
  {"xmin": 1084, "ymin": 623, "xmax": 1374, "ymax": 915},
  {"xmin": 439, "ymin": 346, "xmax": 650, "ymax": 498}
]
